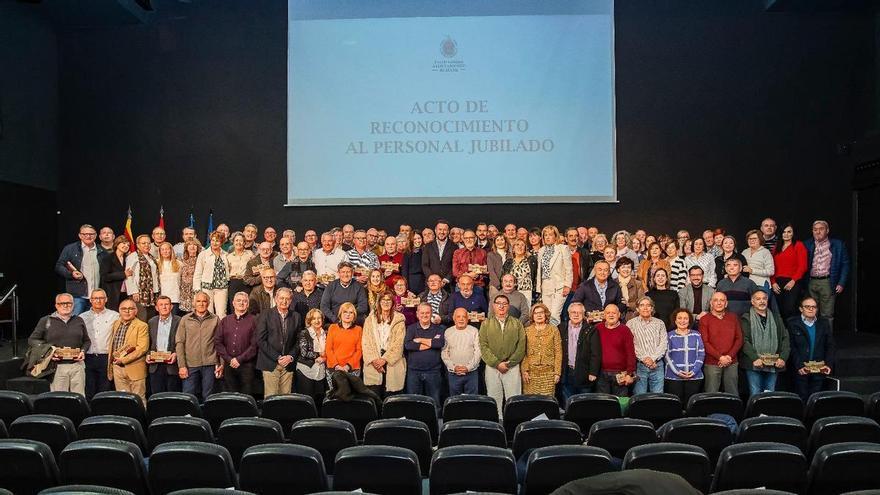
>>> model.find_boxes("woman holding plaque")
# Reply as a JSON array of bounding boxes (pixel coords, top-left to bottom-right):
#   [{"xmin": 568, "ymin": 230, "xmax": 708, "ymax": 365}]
[
  {"xmin": 486, "ymin": 235, "xmax": 508, "ymax": 299},
  {"xmin": 366, "ymin": 269, "xmax": 387, "ymax": 310},
  {"xmin": 362, "ymin": 292, "xmax": 407, "ymax": 399},
  {"xmin": 296, "ymin": 308, "xmax": 328, "ymax": 407},
  {"xmin": 99, "ymin": 235, "xmax": 131, "ymax": 310},
  {"xmin": 391, "ymin": 277, "xmax": 418, "ymax": 325},
  {"xmin": 521, "ymin": 303, "xmax": 562, "ymax": 396},
  {"xmin": 664, "ymin": 308, "xmax": 706, "ymax": 405}
]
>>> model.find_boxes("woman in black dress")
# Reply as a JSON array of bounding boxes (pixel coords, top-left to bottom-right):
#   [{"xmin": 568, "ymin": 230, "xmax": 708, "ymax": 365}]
[{"xmin": 99, "ymin": 235, "xmax": 130, "ymax": 310}]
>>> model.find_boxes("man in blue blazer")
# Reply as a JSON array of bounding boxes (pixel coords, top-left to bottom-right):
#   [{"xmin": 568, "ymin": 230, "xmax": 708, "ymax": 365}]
[
  {"xmin": 569, "ymin": 260, "xmax": 624, "ymax": 320},
  {"xmin": 803, "ymin": 220, "xmax": 850, "ymax": 327}
]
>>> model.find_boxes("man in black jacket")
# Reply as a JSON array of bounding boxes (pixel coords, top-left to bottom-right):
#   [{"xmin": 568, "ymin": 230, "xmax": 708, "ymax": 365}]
[
  {"xmin": 559, "ymin": 302, "xmax": 601, "ymax": 400},
  {"xmin": 421, "ymin": 220, "xmax": 455, "ymax": 288},
  {"xmin": 786, "ymin": 296, "xmax": 834, "ymax": 401},
  {"xmin": 28, "ymin": 293, "xmax": 91, "ymax": 395},
  {"xmin": 146, "ymin": 296, "xmax": 181, "ymax": 394},
  {"xmin": 257, "ymin": 287, "xmax": 301, "ymax": 397},
  {"xmin": 570, "ymin": 261, "xmax": 624, "ymax": 314}
]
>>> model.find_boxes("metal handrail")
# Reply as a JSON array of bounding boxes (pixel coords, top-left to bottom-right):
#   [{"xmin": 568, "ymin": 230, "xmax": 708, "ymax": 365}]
[
  {"xmin": 0, "ymin": 284, "xmax": 17, "ymax": 305},
  {"xmin": 0, "ymin": 284, "xmax": 20, "ymax": 357}
]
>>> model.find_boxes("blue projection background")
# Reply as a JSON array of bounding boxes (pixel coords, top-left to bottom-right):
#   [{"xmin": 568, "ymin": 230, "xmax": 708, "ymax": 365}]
[{"xmin": 287, "ymin": 0, "xmax": 616, "ymax": 205}]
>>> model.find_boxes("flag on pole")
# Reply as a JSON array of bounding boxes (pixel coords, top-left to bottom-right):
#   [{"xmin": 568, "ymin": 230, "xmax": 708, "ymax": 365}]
[
  {"xmin": 158, "ymin": 206, "xmax": 165, "ymax": 230},
  {"xmin": 205, "ymin": 209, "xmax": 214, "ymax": 241},
  {"xmin": 124, "ymin": 207, "xmax": 135, "ymax": 253},
  {"xmin": 188, "ymin": 209, "xmax": 195, "ymax": 229}
]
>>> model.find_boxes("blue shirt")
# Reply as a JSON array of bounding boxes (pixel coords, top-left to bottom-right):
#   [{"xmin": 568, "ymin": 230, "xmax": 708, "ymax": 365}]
[
  {"xmin": 802, "ymin": 316, "xmax": 817, "ymax": 360},
  {"xmin": 594, "ymin": 278, "xmax": 608, "ymax": 306},
  {"xmin": 156, "ymin": 315, "xmax": 173, "ymax": 352}
]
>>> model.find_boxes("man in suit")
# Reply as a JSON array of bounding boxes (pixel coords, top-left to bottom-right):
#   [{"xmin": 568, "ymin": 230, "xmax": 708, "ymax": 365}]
[
  {"xmin": 54, "ymin": 224, "xmax": 101, "ymax": 315},
  {"xmin": 146, "ymin": 296, "xmax": 181, "ymax": 395},
  {"xmin": 559, "ymin": 302, "xmax": 602, "ymax": 400},
  {"xmin": 107, "ymin": 298, "xmax": 150, "ymax": 405},
  {"xmin": 257, "ymin": 287, "xmax": 301, "ymax": 397},
  {"xmin": 786, "ymin": 296, "xmax": 834, "ymax": 401},
  {"xmin": 570, "ymin": 261, "xmax": 624, "ymax": 315},
  {"xmin": 421, "ymin": 220, "xmax": 455, "ymax": 288},
  {"xmin": 678, "ymin": 266, "xmax": 714, "ymax": 324}
]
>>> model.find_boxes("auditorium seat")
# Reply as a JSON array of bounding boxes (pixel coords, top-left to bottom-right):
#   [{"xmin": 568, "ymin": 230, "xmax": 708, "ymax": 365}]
[
  {"xmin": 511, "ymin": 419, "xmax": 582, "ymax": 459},
  {"xmin": 0, "ymin": 390, "xmax": 33, "ymax": 426},
  {"xmin": 442, "ymin": 394, "xmax": 498, "ymax": 422},
  {"xmin": 521, "ymin": 445, "xmax": 613, "ymax": 495},
  {"xmin": 259, "ymin": 393, "xmax": 317, "ymax": 434},
  {"xmin": 437, "ymin": 419, "xmax": 507, "ymax": 449},
  {"xmin": 148, "ymin": 441, "xmax": 237, "ymax": 495},
  {"xmin": 382, "ymin": 394, "xmax": 439, "ymax": 444},
  {"xmin": 58, "ymin": 439, "xmax": 148, "ymax": 495},
  {"xmin": 562, "ymin": 393, "xmax": 621, "ymax": 436},
  {"xmin": 808, "ymin": 416, "xmax": 880, "ymax": 458},
  {"xmin": 867, "ymin": 391, "xmax": 880, "ymax": 424},
  {"xmin": 216, "ymin": 417, "xmax": 285, "ymax": 470},
  {"xmin": 39, "ymin": 485, "xmax": 136, "ymax": 495},
  {"xmin": 11, "ymin": 414, "xmax": 78, "ymax": 457},
  {"xmin": 0, "ymin": 438, "xmax": 59, "ymax": 495},
  {"xmin": 586, "ymin": 418, "xmax": 658, "ymax": 459},
  {"xmin": 626, "ymin": 392, "xmax": 683, "ymax": 428},
  {"xmin": 363, "ymin": 418, "xmax": 433, "ymax": 473},
  {"xmin": 622, "ymin": 442, "xmax": 712, "ymax": 493},
  {"xmin": 165, "ymin": 490, "xmax": 253, "ymax": 495},
  {"xmin": 34, "ymin": 392, "xmax": 91, "ymax": 426},
  {"xmin": 77, "ymin": 415, "xmax": 147, "ymax": 455},
  {"xmin": 321, "ymin": 397, "xmax": 377, "ymax": 440},
  {"xmin": 0, "ymin": 419, "xmax": 6, "ymax": 439},
  {"xmin": 146, "ymin": 416, "xmax": 213, "ymax": 453},
  {"xmin": 709, "ymin": 490, "xmax": 797, "ymax": 495},
  {"xmin": 686, "ymin": 392, "xmax": 744, "ymax": 421},
  {"xmin": 333, "ymin": 445, "xmax": 422, "ymax": 495},
  {"xmin": 736, "ymin": 416, "xmax": 808, "ymax": 453},
  {"xmin": 429, "ymin": 445, "xmax": 517, "ymax": 495},
  {"xmin": 146, "ymin": 392, "xmax": 201, "ymax": 422},
  {"xmin": 288, "ymin": 417, "xmax": 357, "ymax": 474},
  {"xmin": 807, "ymin": 442, "xmax": 880, "ymax": 495},
  {"xmin": 202, "ymin": 392, "xmax": 258, "ymax": 431},
  {"xmin": 745, "ymin": 391, "xmax": 804, "ymax": 420},
  {"xmin": 804, "ymin": 391, "xmax": 865, "ymax": 427},
  {"xmin": 657, "ymin": 416, "xmax": 733, "ymax": 465},
  {"xmin": 90, "ymin": 392, "xmax": 147, "ymax": 426},
  {"xmin": 710, "ymin": 442, "xmax": 808, "ymax": 493},
  {"xmin": 239, "ymin": 444, "xmax": 328, "ymax": 495},
  {"xmin": 502, "ymin": 394, "xmax": 560, "ymax": 440}
]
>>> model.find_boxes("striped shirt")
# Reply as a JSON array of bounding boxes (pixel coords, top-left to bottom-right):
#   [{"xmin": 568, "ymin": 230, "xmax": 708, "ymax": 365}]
[
  {"xmin": 685, "ymin": 253, "xmax": 717, "ymax": 288},
  {"xmin": 669, "ymin": 256, "xmax": 688, "ymax": 291},
  {"xmin": 345, "ymin": 249, "xmax": 380, "ymax": 270},
  {"xmin": 665, "ymin": 329, "xmax": 705, "ymax": 380},
  {"xmin": 627, "ymin": 316, "xmax": 668, "ymax": 362}
]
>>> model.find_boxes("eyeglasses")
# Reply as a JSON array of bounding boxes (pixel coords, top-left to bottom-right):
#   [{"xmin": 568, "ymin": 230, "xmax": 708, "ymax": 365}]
[
  {"xmin": 56, "ymin": 302, "xmax": 73, "ymax": 307},
  {"xmin": 79, "ymin": 232, "xmax": 96, "ymax": 237},
  {"xmin": 493, "ymin": 301, "xmax": 509, "ymax": 306},
  {"xmin": 802, "ymin": 305, "xmax": 818, "ymax": 309},
  {"xmin": 119, "ymin": 307, "xmax": 137, "ymax": 311},
  {"xmin": 90, "ymin": 296, "xmax": 107, "ymax": 301}
]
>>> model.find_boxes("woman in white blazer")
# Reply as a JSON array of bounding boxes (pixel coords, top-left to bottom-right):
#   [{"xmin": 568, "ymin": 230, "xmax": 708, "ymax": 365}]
[
  {"xmin": 535, "ymin": 225, "xmax": 572, "ymax": 326},
  {"xmin": 193, "ymin": 231, "xmax": 232, "ymax": 317},
  {"xmin": 125, "ymin": 234, "xmax": 160, "ymax": 321}
]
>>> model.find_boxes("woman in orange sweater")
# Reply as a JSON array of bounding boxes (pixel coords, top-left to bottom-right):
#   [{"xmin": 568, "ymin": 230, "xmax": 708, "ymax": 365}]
[{"xmin": 326, "ymin": 302, "xmax": 363, "ymax": 379}]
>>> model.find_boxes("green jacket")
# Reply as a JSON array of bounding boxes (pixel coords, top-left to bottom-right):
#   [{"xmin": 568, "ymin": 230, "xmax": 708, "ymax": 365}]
[
  {"xmin": 478, "ymin": 315, "xmax": 526, "ymax": 368},
  {"xmin": 739, "ymin": 310, "xmax": 790, "ymax": 371}
]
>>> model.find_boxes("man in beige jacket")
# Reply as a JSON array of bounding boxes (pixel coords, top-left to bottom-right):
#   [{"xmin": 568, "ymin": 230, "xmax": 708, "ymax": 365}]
[{"xmin": 176, "ymin": 291, "xmax": 221, "ymax": 400}]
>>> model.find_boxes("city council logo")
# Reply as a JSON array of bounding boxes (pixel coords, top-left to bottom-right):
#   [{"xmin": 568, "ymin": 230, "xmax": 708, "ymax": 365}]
[
  {"xmin": 440, "ymin": 36, "xmax": 458, "ymax": 58},
  {"xmin": 433, "ymin": 35, "xmax": 465, "ymax": 72}
]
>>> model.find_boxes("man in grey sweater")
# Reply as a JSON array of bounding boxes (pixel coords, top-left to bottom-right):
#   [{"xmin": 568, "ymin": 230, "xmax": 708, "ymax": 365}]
[
  {"xmin": 28, "ymin": 293, "xmax": 91, "ymax": 395},
  {"xmin": 320, "ymin": 262, "xmax": 369, "ymax": 325}
]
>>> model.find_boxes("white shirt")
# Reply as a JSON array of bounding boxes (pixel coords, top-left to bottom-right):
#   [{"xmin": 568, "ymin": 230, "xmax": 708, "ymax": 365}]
[
  {"xmin": 80, "ymin": 308, "xmax": 120, "ymax": 354},
  {"xmin": 313, "ymin": 248, "xmax": 346, "ymax": 277},
  {"xmin": 159, "ymin": 260, "xmax": 181, "ymax": 303}
]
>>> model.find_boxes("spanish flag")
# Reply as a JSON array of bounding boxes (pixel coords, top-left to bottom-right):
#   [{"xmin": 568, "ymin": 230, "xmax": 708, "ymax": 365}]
[
  {"xmin": 158, "ymin": 206, "xmax": 165, "ymax": 230},
  {"xmin": 124, "ymin": 207, "xmax": 135, "ymax": 253}
]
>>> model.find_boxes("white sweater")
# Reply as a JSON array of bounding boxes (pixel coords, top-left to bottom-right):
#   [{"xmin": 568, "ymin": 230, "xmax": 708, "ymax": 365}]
[{"xmin": 742, "ymin": 247, "xmax": 775, "ymax": 289}]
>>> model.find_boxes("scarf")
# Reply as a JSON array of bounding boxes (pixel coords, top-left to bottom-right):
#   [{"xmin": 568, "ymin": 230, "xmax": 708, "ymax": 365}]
[
  {"xmin": 137, "ymin": 252, "xmax": 157, "ymax": 306},
  {"xmin": 749, "ymin": 308, "xmax": 778, "ymax": 357},
  {"xmin": 540, "ymin": 245, "xmax": 555, "ymax": 280}
]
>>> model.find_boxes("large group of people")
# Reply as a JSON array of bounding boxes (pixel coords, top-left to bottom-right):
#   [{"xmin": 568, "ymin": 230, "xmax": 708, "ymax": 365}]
[{"xmin": 35, "ymin": 217, "xmax": 849, "ymax": 409}]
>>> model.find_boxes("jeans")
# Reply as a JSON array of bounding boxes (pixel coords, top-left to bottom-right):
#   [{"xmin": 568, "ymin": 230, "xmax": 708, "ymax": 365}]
[
  {"xmin": 84, "ymin": 353, "xmax": 111, "ymax": 400},
  {"xmin": 223, "ymin": 361, "xmax": 255, "ymax": 395},
  {"xmin": 745, "ymin": 370, "xmax": 778, "ymax": 396},
  {"xmin": 406, "ymin": 370, "xmax": 442, "ymax": 408},
  {"xmin": 73, "ymin": 297, "xmax": 91, "ymax": 317},
  {"xmin": 561, "ymin": 366, "xmax": 594, "ymax": 402},
  {"xmin": 149, "ymin": 370, "xmax": 182, "ymax": 396},
  {"xmin": 633, "ymin": 361, "xmax": 665, "ymax": 395},
  {"xmin": 183, "ymin": 365, "xmax": 216, "ymax": 401},
  {"xmin": 448, "ymin": 371, "xmax": 478, "ymax": 396}
]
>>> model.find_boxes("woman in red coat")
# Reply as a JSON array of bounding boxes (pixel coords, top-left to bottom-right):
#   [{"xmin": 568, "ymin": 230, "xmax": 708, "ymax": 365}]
[{"xmin": 771, "ymin": 222, "xmax": 808, "ymax": 319}]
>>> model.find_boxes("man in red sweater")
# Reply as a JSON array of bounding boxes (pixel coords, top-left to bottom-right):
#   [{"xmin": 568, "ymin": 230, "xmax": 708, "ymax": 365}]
[
  {"xmin": 698, "ymin": 292, "xmax": 743, "ymax": 394},
  {"xmin": 596, "ymin": 304, "xmax": 636, "ymax": 396}
]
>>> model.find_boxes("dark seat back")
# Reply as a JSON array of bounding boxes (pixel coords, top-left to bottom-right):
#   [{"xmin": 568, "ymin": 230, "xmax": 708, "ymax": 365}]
[
  {"xmin": 0, "ymin": 419, "xmax": 6, "ymax": 439},
  {"xmin": 804, "ymin": 391, "xmax": 865, "ymax": 427},
  {"xmin": 627, "ymin": 393, "xmax": 683, "ymax": 428},
  {"xmin": 146, "ymin": 392, "xmax": 201, "ymax": 422},
  {"xmin": 429, "ymin": 445, "xmax": 517, "ymax": 495},
  {"xmin": 0, "ymin": 438, "xmax": 59, "ymax": 495},
  {"xmin": 563, "ymin": 393, "xmax": 621, "ymax": 436},
  {"xmin": 442, "ymin": 394, "xmax": 498, "ymax": 422},
  {"xmin": 382, "ymin": 394, "xmax": 438, "ymax": 444},
  {"xmin": 0, "ymin": 390, "xmax": 33, "ymax": 426},
  {"xmin": 202, "ymin": 392, "xmax": 258, "ymax": 431},
  {"xmin": 511, "ymin": 419, "xmax": 582, "ymax": 459},
  {"xmin": 321, "ymin": 397, "xmax": 377, "ymax": 440},
  {"xmin": 586, "ymin": 418, "xmax": 658, "ymax": 459},
  {"xmin": 745, "ymin": 391, "xmax": 803, "ymax": 420},
  {"xmin": 438, "ymin": 419, "xmax": 507, "ymax": 449},
  {"xmin": 657, "ymin": 416, "xmax": 733, "ymax": 465},
  {"xmin": 363, "ymin": 418, "xmax": 433, "ymax": 474},
  {"xmin": 623, "ymin": 442, "xmax": 712, "ymax": 493},
  {"xmin": 10, "ymin": 414, "xmax": 78, "ymax": 458},
  {"xmin": 687, "ymin": 392, "xmax": 744, "ymax": 421},
  {"xmin": 711, "ymin": 442, "xmax": 807, "ymax": 493},
  {"xmin": 38, "ymin": 484, "xmax": 138, "ymax": 494},
  {"xmin": 216, "ymin": 417, "xmax": 284, "ymax": 470},
  {"xmin": 808, "ymin": 416, "xmax": 880, "ymax": 458},
  {"xmin": 736, "ymin": 416, "xmax": 808, "ymax": 453},
  {"xmin": 522, "ymin": 445, "xmax": 613, "ymax": 495},
  {"xmin": 239, "ymin": 443, "xmax": 328, "ymax": 495},
  {"xmin": 58, "ymin": 439, "xmax": 148, "ymax": 495},
  {"xmin": 148, "ymin": 441, "xmax": 236, "ymax": 495},
  {"xmin": 259, "ymin": 393, "xmax": 317, "ymax": 433},
  {"xmin": 33, "ymin": 392, "xmax": 91, "ymax": 426},
  {"xmin": 289, "ymin": 417, "xmax": 357, "ymax": 474},
  {"xmin": 807, "ymin": 442, "xmax": 880, "ymax": 495},
  {"xmin": 867, "ymin": 391, "xmax": 880, "ymax": 424},
  {"xmin": 146, "ymin": 416, "xmax": 213, "ymax": 453},
  {"xmin": 502, "ymin": 394, "xmax": 560, "ymax": 440},
  {"xmin": 90, "ymin": 391, "xmax": 147, "ymax": 426},
  {"xmin": 78, "ymin": 415, "xmax": 147, "ymax": 455},
  {"xmin": 334, "ymin": 445, "xmax": 421, "ymax": 495}
]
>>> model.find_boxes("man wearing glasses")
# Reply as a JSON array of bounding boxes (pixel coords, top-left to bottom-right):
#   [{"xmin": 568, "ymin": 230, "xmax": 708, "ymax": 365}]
[
  {"xmin": 79, "ymin": 289, "xmax": 119, "ymax": 399},
  {"xmin": 479, "ymin": 294, "xmax": 526, "ymax": 419},
  {"xmin": 54, "ymin": 224, "xmax": 101, "ymax": 315},
  {"xmin": 107, "ymin": 298, "xmax": 150, "ymax": 404},
  {"xmin": 28, "ymin": 293, "xmax": 90, "ymax": 395},
  {"xmin": 786, "ymin": 297, "xmax": 834, "ymax": 401}
]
